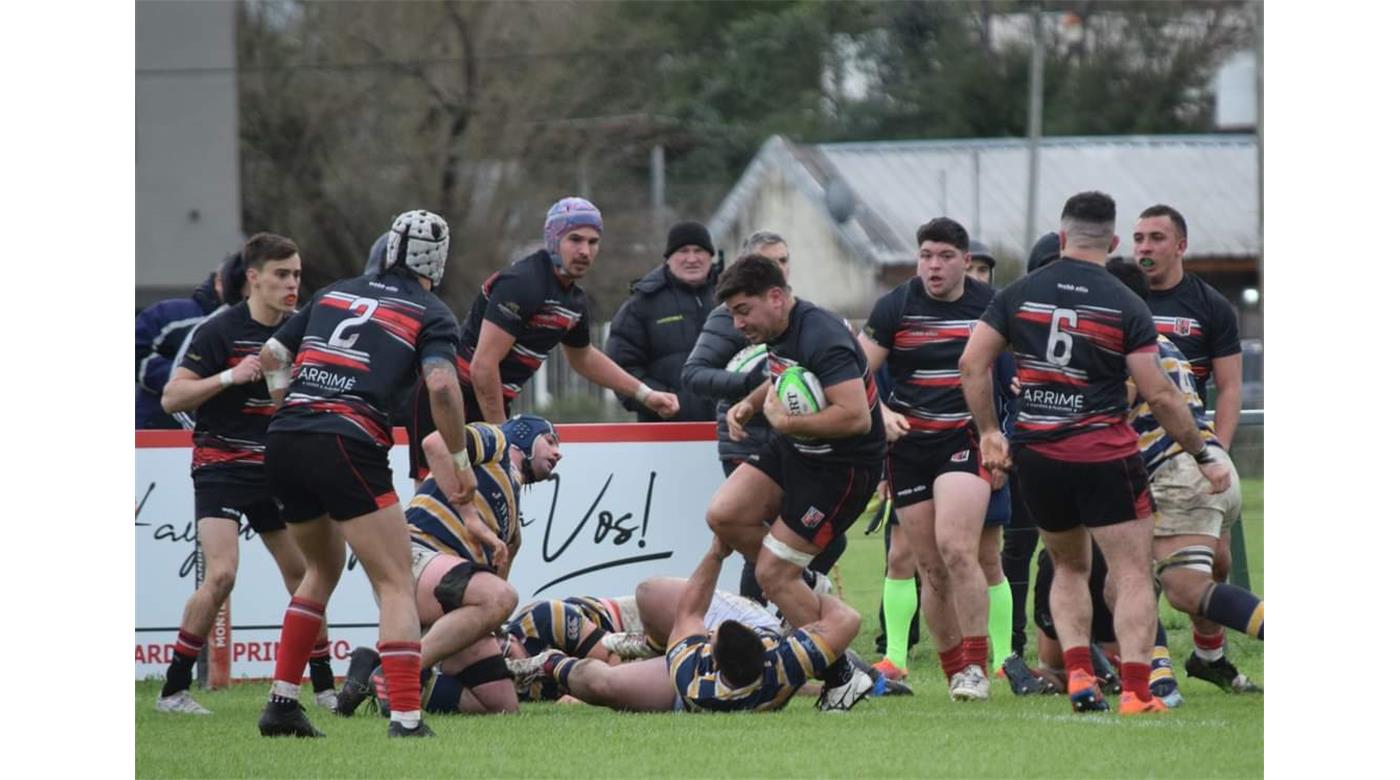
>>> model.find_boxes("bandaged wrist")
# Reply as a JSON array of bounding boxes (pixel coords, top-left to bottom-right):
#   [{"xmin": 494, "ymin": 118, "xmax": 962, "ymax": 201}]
[
  {"xmin": 1192, "ymin": 445, "xmax": 1221, "ymax": 464},
  {"xmin": 452, "ymin": 449, "xmax": 470, "ymax": 470},
  {"xmin": 265, "ymin": 367, "xmax": 290, "ymax": 391},
  {"xmin": 632, "ymin": 384, "xmax": 653, "ymax": 403},
  {"xmin": 219, "ymin": 369, "xmax": 235, "ymax": 388}
]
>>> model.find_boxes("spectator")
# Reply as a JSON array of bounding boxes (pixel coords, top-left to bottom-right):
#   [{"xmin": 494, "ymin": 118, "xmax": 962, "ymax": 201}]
[
  {"xmin": 135, "ymin": 266, "xmax": 224, "ymax": 428},
  {"xmin": 606, "ymin": 221, "xmax": 720, "ymax": 422}
]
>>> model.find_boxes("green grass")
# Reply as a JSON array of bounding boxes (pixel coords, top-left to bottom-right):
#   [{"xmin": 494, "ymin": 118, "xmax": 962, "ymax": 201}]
[{"xmin": 136, "ymin": 480, "xmax": 1264, "ymax": 779}]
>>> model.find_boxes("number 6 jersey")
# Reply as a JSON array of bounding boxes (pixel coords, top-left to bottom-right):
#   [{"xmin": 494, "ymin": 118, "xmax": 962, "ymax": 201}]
[
  {"xmin": 979, "ymin": 258, "xmax": 1157, "ymax": 452},
  {"xmin": 268, "ymin": 271, "xmax": 460, "ymax": 448}
]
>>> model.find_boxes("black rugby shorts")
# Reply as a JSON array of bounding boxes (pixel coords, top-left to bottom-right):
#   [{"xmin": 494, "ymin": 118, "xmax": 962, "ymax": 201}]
[
  {"xmin": 1012, "ymin": 446, "xmax": 1154, "ymax": 533},
  {"xmin": 750, "ymin": 439, "xmax": 881, "ymax": 551},
  {"xmin": 886, "ymin": 429, "xmax": 991, "ymax": 510},
  {"xmin": 193, "ymin": 470, "xmax": 284, "ymax": 534},
  {"xmin": 266, "ymin": 432, "xmax": 399, "ymax": 523}
]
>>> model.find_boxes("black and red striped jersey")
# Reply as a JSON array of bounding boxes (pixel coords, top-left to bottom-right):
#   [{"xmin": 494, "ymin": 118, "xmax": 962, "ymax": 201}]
[
  {"xmin": 863, "ymin": 277, "xmax": 994, "ymax": 442},
  {"xmin": 980, "ymin": 258, "xmax": 1158, "ymax": 447},
  {"xmin": 1145, "ymin": 273, "xmax": 1241, "ymax": 396},
  {"xmin": 178, "ymin": 301, "xmax": 280, "ymax": 474},
  {"xmin": 268, "ymin": 271, "xmax": 459, "ymax": 448},
  {"xmin": 767, "ymin": 299, "xmax": 886, "ymax": 465},
  {"xmin": 457, "ymin": 250, "xmax": 591, "ymax": 400}
]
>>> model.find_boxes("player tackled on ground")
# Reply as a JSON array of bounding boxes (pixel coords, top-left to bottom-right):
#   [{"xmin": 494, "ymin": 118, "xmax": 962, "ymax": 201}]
[
  {"xmin": 706, "ymin": 253, "xmax": 886, "ymax": 711},
  {"xmin": 155, "ymin": 233, "xmax": 336, "ymax": 715},
  {"xmin": 256, "ymin": 210, "xmax": 475, "ymax": 739},
  {"xmin": 960, "ymin": 191, "xmax": 1232, "ymax": 715}
]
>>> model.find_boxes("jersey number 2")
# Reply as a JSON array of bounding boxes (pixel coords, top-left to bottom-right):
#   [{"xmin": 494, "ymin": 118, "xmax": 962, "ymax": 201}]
[
  {"xmin": 327, "ymin": 298, "xmax": 379, "ymax": 349},
  {"xmin": 1046, "ymin": 308, "xmax": 1077, "ymax": 367}
]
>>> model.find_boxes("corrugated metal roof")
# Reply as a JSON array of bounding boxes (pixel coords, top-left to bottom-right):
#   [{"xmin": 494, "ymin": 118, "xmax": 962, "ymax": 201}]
[{"xmin": 711, "ymin": 134, "xmax": 1259, "ymax": 266}]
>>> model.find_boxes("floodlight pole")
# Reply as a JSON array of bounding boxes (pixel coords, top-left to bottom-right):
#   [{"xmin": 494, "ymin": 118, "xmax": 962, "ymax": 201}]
[{"xmin": 1025, "ymin": 6, "xmax": 1045, "ymax": 258}]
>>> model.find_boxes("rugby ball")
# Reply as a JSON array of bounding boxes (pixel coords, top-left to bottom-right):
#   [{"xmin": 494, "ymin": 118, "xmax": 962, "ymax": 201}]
[
  {"xmin": 726, "ymin": 343, "xmax": 768, "ymax": 373},
  {"xmin": 776, "ymin": 366, "xmax": 827, "ymax": 416}
]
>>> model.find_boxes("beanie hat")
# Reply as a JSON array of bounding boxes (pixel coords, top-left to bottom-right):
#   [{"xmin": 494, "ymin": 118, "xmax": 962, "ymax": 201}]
[
  {"xmin": 544, "ymin": 197, "xmax": 604, "ymax": 269},
  {"xmin": 664, "ymin": 221, "xmax": 715, "ymax": 258},
  {"xmin": 1027, "ymin": 232, "xmax": 1061, "ymax": 273}
]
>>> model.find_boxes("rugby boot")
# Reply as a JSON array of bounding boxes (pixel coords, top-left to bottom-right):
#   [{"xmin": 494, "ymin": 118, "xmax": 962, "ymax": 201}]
[
  {"xmin": 1067, "ymin": 669, "xmax": 1109, "ymax": 713},
  {"xmin": 387, "ymin": 719, "xmax": 436, "ymax": 738},
  {"xmin": 1002, "ymin": 654, "xmax": 1052, "ymax": 696},
  {"xmin": 1150, "ymin": 676, "xmax": 1185, "ymax": 709},
  {"xmin": 1185, "ymin": 653, "xmax": 1262, "ymax": 693},
  {"xmin": 1090, "ymin": 643, "xmax": 1122, "ymax": 695},
  {"xmin": 817, "ymin": 668, "xmax": 874, "ymax": 712},
  {"xmin": 333, "ymin": 646, "xmax": 381, "ymax": 717},
  {"xmin": 507, "ymin": 648, "xmax": 567, "ymax": 688},
  {"xmin": 1118, "ymin": 690, "xmax": 1169, "ymax": 715},
  {"xmin": 950, "ymin": 664, "xmax": 990, "ymax": 702},
  {"xmin": 258, "ymin": 699, "xmax": 325, "ymax": 738},
  {"xmin": 871, "ymin": 658, "xmax": 908, "ymax": 682},
  {"xmin": 155, "ymin": 689, "xmax": 212, "ymax": 715},
  {"xmin": 600, "ymin": 632, "xmax": 658, "ymax": 660}
]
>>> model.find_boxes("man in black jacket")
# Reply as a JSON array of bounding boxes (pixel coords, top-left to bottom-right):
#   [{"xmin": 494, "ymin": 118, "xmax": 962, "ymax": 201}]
[{"xmin": 606, "ymin": 221, "xmax": 720, "ymax": 422}]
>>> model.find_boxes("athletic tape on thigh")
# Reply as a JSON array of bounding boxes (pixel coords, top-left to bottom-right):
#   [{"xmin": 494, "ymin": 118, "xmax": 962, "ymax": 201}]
[
  {"xmin": 456, "ymin": 653, "xmax": 511, "ymax": 688},
  {"xmin": 575, "ymin": 627, "xmax": 606, "ymax": 658},
  {"xmin": 1154, "ymin": 544, "xmax": 1215, "ymax": 579},
  {"xmin": 763, "ymin": 534, "xmax": 815, "ymax": 568},
  {"xmin": 433, "ymin": 561, "xmax": 479, "ymax": 615}
]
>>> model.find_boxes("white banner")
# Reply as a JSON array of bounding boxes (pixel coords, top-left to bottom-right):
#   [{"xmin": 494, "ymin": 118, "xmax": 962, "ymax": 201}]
[{"xmin": 135, "ymin": 424, "xmax": 737, "ymax": 679}]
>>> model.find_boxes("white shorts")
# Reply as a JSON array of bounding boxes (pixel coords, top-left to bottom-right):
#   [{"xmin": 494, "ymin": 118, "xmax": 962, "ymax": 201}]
[
  {"xmin": 1150, "ymin": 450, "xmax": 1242, "ymax": 539},
  {"xmin": 410, "ymin": 545, "xmax": 441, "ymax": 582},
  {"xmin": 703, "ymin": 590, "xmax": 781, "ymax": 633}
]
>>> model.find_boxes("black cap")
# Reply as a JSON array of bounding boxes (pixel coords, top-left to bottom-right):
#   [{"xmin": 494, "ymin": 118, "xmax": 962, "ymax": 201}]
[
  {"xmin": 1027, "ymin": 232, "xmax": 1060, "ymax": 273},
  {"xmin": 664, "ymin": 221, "xmax": 715, "ymax": 258},
  {"xmin": 969, "ymin": 239, "xmax": 996, "ymax": 268}
]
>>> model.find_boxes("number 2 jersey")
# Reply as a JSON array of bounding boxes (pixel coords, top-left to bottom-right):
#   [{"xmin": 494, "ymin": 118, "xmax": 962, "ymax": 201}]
[
  {"xmin": 979, "ymin": 257, "xmax": 1158, "ymax": 458},
  {"xmin": 404, "ymin": 422, "xmax": 521, "ymax": 570},
  {"xmin": 268, "ymin": 270, "xmax": 459, "ymax": 448},
  {"xmin": 863, "ymin": 277, "xmax": 995, "ymax": 442},
  {"xmin": 766, "ymin": 299, "xmax": 885, "ymax": 464}
]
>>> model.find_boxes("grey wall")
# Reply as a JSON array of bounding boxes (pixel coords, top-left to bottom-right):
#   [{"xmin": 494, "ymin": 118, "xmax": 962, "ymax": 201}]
[{"xmin": 136, "ymin": 0, "xmax": 242, "ymax": 305}]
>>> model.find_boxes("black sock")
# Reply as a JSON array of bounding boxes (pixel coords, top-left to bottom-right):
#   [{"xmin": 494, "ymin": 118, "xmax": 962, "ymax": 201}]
[
  {"xmin": 161, "ymin": 653, "xmax": 196, "ymax": 698},
  {"xmin": 309, "ymin": 657, "xmax": 335, "ymax": 693},
  {"xmin": 822, "ymin": 652, "xmax": 853, "ymax": 686}
]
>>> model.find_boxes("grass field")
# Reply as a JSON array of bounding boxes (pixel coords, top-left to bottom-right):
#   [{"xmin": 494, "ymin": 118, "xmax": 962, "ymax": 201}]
[{"xmin": 136, "ymin": 480, "xmax": 1264, "ymax": 778}]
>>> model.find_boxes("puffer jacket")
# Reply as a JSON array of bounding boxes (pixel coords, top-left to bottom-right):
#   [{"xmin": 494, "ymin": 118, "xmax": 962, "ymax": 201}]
[
  {"xmin": 681, "ymin": 304, "xmax": 772, "ymax": 463},
  {"xmin": 605, "ymin": 264, "xmax": 719, "ymax": 422}
]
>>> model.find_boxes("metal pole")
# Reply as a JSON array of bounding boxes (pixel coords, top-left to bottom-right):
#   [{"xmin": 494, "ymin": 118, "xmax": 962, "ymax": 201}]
[
  {"xmin": 1025, "ymin": 7, "xmax": 1045, "ymax": 258},
  {"xmin": 650, "ymin": 144, "xmax": 665, "ymax": 230}
]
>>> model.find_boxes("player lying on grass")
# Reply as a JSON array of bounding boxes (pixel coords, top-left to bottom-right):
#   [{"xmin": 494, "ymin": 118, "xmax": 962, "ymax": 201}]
[{"xmin": 335, "ymin": 415, "xmax": 562, "ymax": 717}]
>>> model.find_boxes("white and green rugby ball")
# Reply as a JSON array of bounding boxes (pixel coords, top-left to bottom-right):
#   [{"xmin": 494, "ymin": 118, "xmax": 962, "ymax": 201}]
[
  {"xmin": 776, "ymin": 365, "xmax": 827, "ymax": 416},
  {"xmin": 726, "ymin": 343, "xmax": 768, "ymax": 373}
]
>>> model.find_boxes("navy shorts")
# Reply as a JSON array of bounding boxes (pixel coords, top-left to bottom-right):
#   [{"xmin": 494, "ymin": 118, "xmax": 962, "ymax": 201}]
[
  {"xmin": 1012, "ymin": 446, "xmax": 1154, "ymax": 533},
  {"xmin": 193, "ymin": 470, "xmax": 284, "ymax": 534},
  {"xmin": 266, "ymin": 432, "xmax": 399, "ymax": 523},
  {"xmin": 887, "ymin": 430, "xmax": 990, "ymax": 510}
]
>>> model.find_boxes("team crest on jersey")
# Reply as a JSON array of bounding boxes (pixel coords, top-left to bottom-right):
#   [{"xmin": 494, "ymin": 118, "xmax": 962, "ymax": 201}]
[
  {"xmin": 565, "ymin": 613, "xmax": 581, "ymax": 641},
  {"xmin": 800, "ymin": 506, "xmax": 826, "ymax": 528},
  {"xmin": 1174, "ymin": 318, "xmax": 1193, "ymax": 337},
  {"xmin": 951, "ymin": 449, "xmax": 971, "ymax": 463}
]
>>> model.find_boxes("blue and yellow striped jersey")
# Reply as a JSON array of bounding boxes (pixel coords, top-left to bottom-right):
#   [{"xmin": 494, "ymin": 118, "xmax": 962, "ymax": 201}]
[
  {"xmin": 667, "ymin": 627, "xmax": 837, "ymax": 713},
  {"xmin": 1129, "ymin": 335, "xmax": 1221, "ymax": 476},
  {"xmin": 405, "ymin": 422, "xmax": 520, "ymax": 570},
  {"xmin": 506, "ymin": 598, "xmax": 610, "ymax": 701}
]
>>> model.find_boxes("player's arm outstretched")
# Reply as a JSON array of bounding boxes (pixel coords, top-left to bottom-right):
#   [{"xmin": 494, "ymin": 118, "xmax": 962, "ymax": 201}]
[
  {"xmin": 562, "ymin": 342, "xmax": 681, "ymax": 419},
  {"xmin": 1125, "ymin": 352, "xmax": 1231, "ymax": 493},
  {"xmin": 667, "ymin": 536, "xmax": 732, "ymax": 649}
]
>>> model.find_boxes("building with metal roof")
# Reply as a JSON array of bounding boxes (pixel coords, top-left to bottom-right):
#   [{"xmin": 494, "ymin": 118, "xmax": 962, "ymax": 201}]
[{"xmin": 708, "ymin": 134, "xmax": 1260, "ymax": 323}]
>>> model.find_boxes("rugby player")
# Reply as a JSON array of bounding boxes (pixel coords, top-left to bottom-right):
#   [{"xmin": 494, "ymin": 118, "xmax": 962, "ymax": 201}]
[
  {"xmin": 960, "ymin": 191, "xmax": 1232, "ymax": 715},
  {"xmin": 156, "ymin": 233, "xmax": 336, "ymax": 715},
  {"xmin": 256, "ymin": 209, "xmax": 473, "ymax": 738},
  {"xmin": 859, "ymin": 218, "xmax": 997, "ymax": 700},
  {"xmin": 1133, "ymin": 205, "xmax": 1255, "ymax": 693},
  {"xmin": 1106, "ymin": 258, "xmax": 1263, "ymax": 695},
  {"xmin": 334, "ymin": 415, "xmax": 564, "ymax": 717},
  {"xmin": 681, "ymin": 230, "xmax": 846, "ymax": 605},
  {"xmin": 407, "ymin": 197, "xmax": 678, "ymax": 482},
  {"xmin": 707, "ymin": 253, "xmax": 885, "ymax": 711}
]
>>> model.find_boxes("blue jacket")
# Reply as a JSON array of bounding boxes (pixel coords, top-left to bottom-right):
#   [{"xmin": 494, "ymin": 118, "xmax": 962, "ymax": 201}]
[{"xmin": 135, "ymin": 274, "xmax": 221, "ymax": 428}]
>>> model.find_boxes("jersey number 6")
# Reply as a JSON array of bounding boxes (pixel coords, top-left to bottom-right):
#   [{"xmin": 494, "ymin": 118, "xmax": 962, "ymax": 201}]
[
  {"xmin": 1046, "ymin": 308, "xmax": 1077, "ymax": 367},
  {"xmin": 327, "ymin": 297, "xmax": 380, "ymax": 350}
]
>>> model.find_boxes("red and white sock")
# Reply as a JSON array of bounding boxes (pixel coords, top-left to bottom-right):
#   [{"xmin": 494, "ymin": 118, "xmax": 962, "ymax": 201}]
[
  {"xmin": 379, "ymin": 641, "xmax": 423, "ymax": 728},
  {"xmin": 1193, "ymin": 628, "xmax": 1226, "ymax": 662},
  {"xmin": 269, "ymin": 597, "xmax": 325, "ymax": 702}
]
